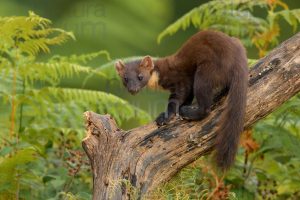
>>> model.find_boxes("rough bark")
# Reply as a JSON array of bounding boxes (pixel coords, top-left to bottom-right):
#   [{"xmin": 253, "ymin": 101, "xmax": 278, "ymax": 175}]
[{"xmin": 82, "ymin": 32, "xmax": 300, "ymax": 200}]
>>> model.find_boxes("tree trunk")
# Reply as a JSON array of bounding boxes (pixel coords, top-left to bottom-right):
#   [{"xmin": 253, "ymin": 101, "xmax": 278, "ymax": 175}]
[{"xmin": 82, "ymin": 32, "xmax": 300, "ymax": 200}]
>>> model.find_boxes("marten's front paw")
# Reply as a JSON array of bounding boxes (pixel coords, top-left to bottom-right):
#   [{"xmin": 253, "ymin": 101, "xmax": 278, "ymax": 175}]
[{"xmin": 155, "ymin": 112, "xmax": 170, "ymax": 126}]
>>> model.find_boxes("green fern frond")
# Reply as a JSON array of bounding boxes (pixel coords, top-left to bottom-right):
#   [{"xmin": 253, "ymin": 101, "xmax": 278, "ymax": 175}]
[
  {"xmin": 25, "ymin": 87, "xmax": 151, "ymax": 125},
  {"xmin": 0, "ymin": 11, "xmax": 74, "ymax": 56},
  {"xmin": 0, "ymin": 70, "xmax": 23, "ymax": 98},
  {"xmin": 0, "ymin": 148, "xmax": 37, "ymax": 185},
  {"xmin": 18, "ymin": 38, "xmax": 51, "ymax": 55},
  {"xmin": 27, "ymin": 10, "xmax": 51, "ymax": 28},
  {"xmin": 0, "ymin": 52, "xmax": 110, "ymax": 86},
  {"xmin": 50, "ymin": 51, "xmax": 111, "ymax": 65},
  {"xmin": 0, "ymin": 147, "xmax": 38, "ymax": 197},
  {"xmin": 44, "ymin": 28, "xmax": 75, "ymax": 45},
  {"xmin": 157, "ymin": 0, "xmax": 268, "ymax": 44},
  {"xmin": 271, "ymin": 9, "xmax": 300, "ymax": 32},
  {"xmin": 0, "ymin": 57, "xmax": 13, "ymax": 72},
  {"xmin": 19, "ymin": 61, "xmax": 106, "ymax": 85}
]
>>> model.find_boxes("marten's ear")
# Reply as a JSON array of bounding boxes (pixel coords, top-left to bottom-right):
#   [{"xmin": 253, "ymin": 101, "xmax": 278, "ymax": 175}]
[
  {"xmin": 140, "ymin": 56, "xmax": 154, "ymax": 71},
  {"xmin": 115, "ymin": 60, "xmax": 125, "ymax": 76}
]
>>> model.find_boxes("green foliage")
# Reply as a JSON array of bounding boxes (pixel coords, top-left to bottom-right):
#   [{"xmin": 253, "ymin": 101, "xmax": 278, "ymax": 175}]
[
  {"xmin": 0, "ymin": 148, "xmax": 37, "ymax": 186},
  {"xmin": 0, "ymin": 11, "xmax": 74, "ymax": 56},
  {"xmin": 149, "ymin": 159, "xmax": 238, "ymax": 200},
  {"xmin": 251, "ymin": 95, "xmax": 300, "ymax": 198},
  {"xmin": 158, "ymin": 0, "xmax": 267, "ymax": 45},
  {"xmin": 158, "ymin": 0, "xmax": 300, "ymax": 57},
  {"xmin": 0, "ymin": 12, "xmax": 150, "ymax": 199}
]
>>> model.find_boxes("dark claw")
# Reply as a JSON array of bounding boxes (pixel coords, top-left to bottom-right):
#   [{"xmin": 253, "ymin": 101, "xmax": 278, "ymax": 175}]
[{"xmin": 155, "ymin": 112, "xmax": 168, "ymax": 126}]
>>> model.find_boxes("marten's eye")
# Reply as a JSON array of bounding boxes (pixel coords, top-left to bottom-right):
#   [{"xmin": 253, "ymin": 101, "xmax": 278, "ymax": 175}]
[
  {"xmin": 138, "ymin": 75, "xmax": 143, "ymax": 81},
  {"xmin": 124, "ymin": 77, "xmax": 128, "ymax": 83}
]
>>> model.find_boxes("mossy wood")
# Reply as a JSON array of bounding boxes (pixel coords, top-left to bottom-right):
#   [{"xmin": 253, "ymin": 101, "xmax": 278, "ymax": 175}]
[{"xmin": 82, "ymin": 33, "xmax": 300, "ymax": 200}]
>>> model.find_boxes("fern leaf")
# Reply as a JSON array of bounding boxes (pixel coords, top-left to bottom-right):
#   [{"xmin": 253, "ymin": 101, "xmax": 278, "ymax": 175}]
[
  {"xmin": 50, "ymin": 51, "xmax": 111, "ymax": 65},
  {"xmin": 25, "ymin": 87, "xmax": 151, "ymax": 125},
  {"xmin": 19, "ymin": 61, "xmax": 106, "ymax": 85},
  {"xmin": 273, "ymin": 9, "xmax": 300, "ymax": 32},
  {"xmin": 0, "ymin": 12, "xmax": 74, "ymax": 56},
  {"xmin": 0, "ymin": 52, "xmax": 110, "ymax": 86},
  {"xmin": 0, "ymin": 148, "xmax": 37, "ymax": 189},
  {"xmin": 157, "ymin": 0, "xmax": 268, "ymax": 44}
]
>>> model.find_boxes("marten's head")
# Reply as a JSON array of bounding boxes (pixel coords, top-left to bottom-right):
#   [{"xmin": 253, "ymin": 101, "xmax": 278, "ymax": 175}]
[{"xmin": 115, "ymin": 56, "xmax": 155, "ymax": 95}]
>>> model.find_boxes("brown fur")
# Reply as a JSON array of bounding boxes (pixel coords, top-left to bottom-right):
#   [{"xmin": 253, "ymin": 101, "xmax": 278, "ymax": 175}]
[{"xmin": 115, "ymin": 30, "xmax": 248, "ymax": 171}]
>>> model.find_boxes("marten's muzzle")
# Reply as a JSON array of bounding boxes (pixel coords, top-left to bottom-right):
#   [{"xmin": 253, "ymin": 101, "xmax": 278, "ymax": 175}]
[{"xmin": 128, "ymin": 88, "xmax": 139, "ymax": 95}]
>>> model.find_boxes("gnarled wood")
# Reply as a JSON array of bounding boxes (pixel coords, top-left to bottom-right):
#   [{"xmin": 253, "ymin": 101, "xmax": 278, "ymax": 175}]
[{"xmin": 82, "ymin": 32, "xmax": 300, "ymax": 200}]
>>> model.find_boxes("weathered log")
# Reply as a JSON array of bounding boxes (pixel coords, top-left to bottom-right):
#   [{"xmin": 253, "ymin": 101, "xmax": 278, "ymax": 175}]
[{"xmin": 82, "ymin": 32, "xmax": 300, "ymax": 200}]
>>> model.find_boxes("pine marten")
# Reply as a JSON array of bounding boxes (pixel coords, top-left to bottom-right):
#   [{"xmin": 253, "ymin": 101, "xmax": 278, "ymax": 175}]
[{"xmin": 115, "ymin": 30, "xmax": 248, "ymax": 171}]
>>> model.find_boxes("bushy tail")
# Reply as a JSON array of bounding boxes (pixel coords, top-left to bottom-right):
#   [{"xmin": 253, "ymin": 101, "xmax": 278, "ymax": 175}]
[{"xmin": 214, "ymin": 63, "xmax": 248, "ymax": 171}]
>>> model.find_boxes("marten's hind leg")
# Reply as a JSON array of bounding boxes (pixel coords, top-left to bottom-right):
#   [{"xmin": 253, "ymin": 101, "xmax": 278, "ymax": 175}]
[
  {"xmin": 182, "ymin": 89, "xmax": 194, "ymax": 106},
  {"xmin": 180, "ymin": 69, "xmax": 213, "ymax": 120}
]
